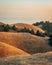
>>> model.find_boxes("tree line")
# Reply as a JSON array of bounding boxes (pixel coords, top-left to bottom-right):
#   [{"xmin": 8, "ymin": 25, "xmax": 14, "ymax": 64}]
[
  {"xmin": 33, "ymin": 21, "xmax": 52, "ymax": 47},
  {"xmin": 33, "ymin": 21, "xmax": 52, "ymax": 36},
  {"xmin": 0, "ymin": 24, "xmax": 46, "ymax": 37}
]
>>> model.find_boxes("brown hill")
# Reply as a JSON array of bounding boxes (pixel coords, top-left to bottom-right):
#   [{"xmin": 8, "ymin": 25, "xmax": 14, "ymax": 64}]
[
  {"xmin": 0, "ymin": 51, "xmax": 52, "ymax": 65},
  {"xmin": 0, "ymin": 22, "xmax": 5, "ymax": 26},
  {"xmin": 0, "ymin": 42, "xmax": 30, "ymax": 57},
  {"xmin": 12, "ymin": 23, "xmax": 45, "ymax": 33},
  {"xmin": 0, "ymin": 32, "xmax": 52, "ymax": 54}
]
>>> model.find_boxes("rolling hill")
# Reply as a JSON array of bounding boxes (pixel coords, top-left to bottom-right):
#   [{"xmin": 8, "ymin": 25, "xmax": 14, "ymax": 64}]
[
  {"xmin": 0, "ymin": 22, "xmax": 4, "ymax": 26},
  {"xmin": 0, "ymin": 51, "xmax": 52, "ymax": 65},
  {"xmin": 0, "ymin": 42, "xmax": 30, "ymax": 57},
  {"xmin": 12, "ymin": 23, "xmax": 45, "ymax": 33},
  {"xmin": 0, "ymin": 32, "xmax": 52, "ymax": 54}
]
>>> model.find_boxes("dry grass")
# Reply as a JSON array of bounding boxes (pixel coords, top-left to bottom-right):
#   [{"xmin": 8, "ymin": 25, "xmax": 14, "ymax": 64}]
[
  {"xmin": 0, "ymin": 51, "xmax": 52, "ymax": 65},
  {"xmin": 0, "ymin": 32, "xmax": 52, "ymax": 54},
  {"xmin": 0, "ymin": 42, "xmax": 30, "ymax": 57},
  {"xmin": 12, "ymin": 23, "xmax": 45, "ymax": 33}
]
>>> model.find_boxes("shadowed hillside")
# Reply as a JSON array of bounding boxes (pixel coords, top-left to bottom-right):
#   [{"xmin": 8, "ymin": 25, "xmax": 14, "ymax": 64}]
[
  {"xmin": 0, "ymin": 32, "xmax": 52, "ymax": 54},
  {"xmin": 0, "ymin": 51, "xmax": 52, "ymax": 65},
  {"xmin": 0, "ymin": 42, "xmax": 30, "ymax": 57}
]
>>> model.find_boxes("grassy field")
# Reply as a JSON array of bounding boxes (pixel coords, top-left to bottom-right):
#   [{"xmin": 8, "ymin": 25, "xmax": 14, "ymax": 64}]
[
  {"xmin": 0, "ymin": 42, "xmax": 30, "ymax": 57},
  {"xmin": 0, "ymin": 32, "xmax": 52, "ymax": 54},
  {"xmin": 0, "ymin": 52, "xmax": 52, "ymax": 65}
]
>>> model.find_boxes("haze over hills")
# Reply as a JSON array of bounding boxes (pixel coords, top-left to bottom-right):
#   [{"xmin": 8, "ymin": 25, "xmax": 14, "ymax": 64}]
[{"xmin": 0, "ymin": 0, "xmax": 52, "ymax": 64}]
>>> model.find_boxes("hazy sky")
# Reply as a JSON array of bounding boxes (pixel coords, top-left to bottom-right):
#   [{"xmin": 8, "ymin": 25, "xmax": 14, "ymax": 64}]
[{"xmin": 0, "ymin": 0, "xmax": 52, "ymax": 24}]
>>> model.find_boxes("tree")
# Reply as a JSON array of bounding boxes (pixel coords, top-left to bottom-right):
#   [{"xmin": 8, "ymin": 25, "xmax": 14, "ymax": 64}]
[
  {"xmin": 4, "ymin": 24, "xmax": 10, "ymax": 32},
  {"xmin": 0, "ymin": 24, "xmax": 5, "ymax": 31},
  {"xmin": 48, "ymin": 34, "xmax": 52, "ymax": 46},
  {"xmin": 30, "ymin": 29, "xmax": 35, "ymax": 35},
  {"xmin": 12, "ymin": 25, "xmax": 17, "ymax": 31},
  {"xmin": 36, "ymin": 30, "xmax": 41, "ymax": 36},
  {"xmin": 19, "ymin": 28, "xmax": 30, "ymax": 33}
]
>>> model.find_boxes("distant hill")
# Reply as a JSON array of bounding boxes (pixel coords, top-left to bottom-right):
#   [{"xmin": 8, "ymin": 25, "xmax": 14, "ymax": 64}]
[
  {"xmin": 0, "ymin": 22, "xmax": 5, "ymax": 26},
  {"xmin": 0, "ymin": 23, "xmax": 45, "ymax": 37},
  {"xmin": 12, "ymin": 23, "xmax": 45, "ymax": 34},
  {"xmin": 0, "ymin": 32, "xmax": 52, "ymax": 54},
  {"xmin": 0, "ymin": 42, "xmax": 30, "ymax": 57}
]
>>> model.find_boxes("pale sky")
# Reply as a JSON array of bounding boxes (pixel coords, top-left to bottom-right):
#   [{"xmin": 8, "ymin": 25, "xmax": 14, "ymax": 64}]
[{"xmin": 0, "ymin": 0, "xmax": 52, "ymax": 24}]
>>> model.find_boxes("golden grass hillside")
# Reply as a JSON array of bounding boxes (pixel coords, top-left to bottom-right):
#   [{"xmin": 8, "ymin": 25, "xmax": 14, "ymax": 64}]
[
  {"xmin": 0, "ymin": 51, "xmax": 52, "ymax": 65},
  {"xmin": 12, "ymin": 23, "xmax": 45, "ymax": 33},
  {"xmin": 0, "ymin": 42, "xmax": 30, "ymax": 57},
  {"xmin": 0, "ymin": 32, "xmax": 52, "ymax": 54}
]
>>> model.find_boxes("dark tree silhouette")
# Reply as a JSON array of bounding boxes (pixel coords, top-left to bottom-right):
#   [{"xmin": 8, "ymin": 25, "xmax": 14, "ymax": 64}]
[
  {"xmin": 4, "ymin": 24, "xmax": 10, "ymax": 32},
  {"xmin": 48, "ymin": 34, "xmax": 52, "ymax": 46},
  {"xmin": 12, "ymin": 25, "xmax": 17, "ymax": 31},
  {"xmin": 36, "ymin": 30, "xmax": 41, "ymax": 36},
  {"xmin": 30, "ymin": 29, "xmax": 35, "ymax": 35},
  {"xmin": 19, "ymin": 28, "xmax": 31, "ymax": 33},
  {"xmin": 33, "ymin": 21, "xmax": 52, "ymax": 36}
]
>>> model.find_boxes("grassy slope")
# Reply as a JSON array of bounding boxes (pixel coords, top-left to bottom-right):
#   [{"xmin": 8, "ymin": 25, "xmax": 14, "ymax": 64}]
[
  {"xmin": 12, "ymin": 23, "xmax": 45, "ymax": 33},
  {"xmin": 0, "ymin": 51, "xmax": 52, "ymax": 65},
  {"xmin": 0, "ymin": 42, "xmax": 30, "ymax": 57},
  {"xmin": 0, "ymin": 32, "xmax": 52, "ymax": 54}
]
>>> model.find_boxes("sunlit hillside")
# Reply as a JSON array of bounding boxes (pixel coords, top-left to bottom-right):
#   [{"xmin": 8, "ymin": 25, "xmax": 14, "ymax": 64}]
[
  {"xmin": 0, "ymin": 42, "xmax": 30, "ymax": 57},
  {"xmin": 0, "ymin": 32, "xmax": 52, "ymax": 54},
  {"xmin": 12, "ymin": 23, "xmax": 45, "ymax": 33}
]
